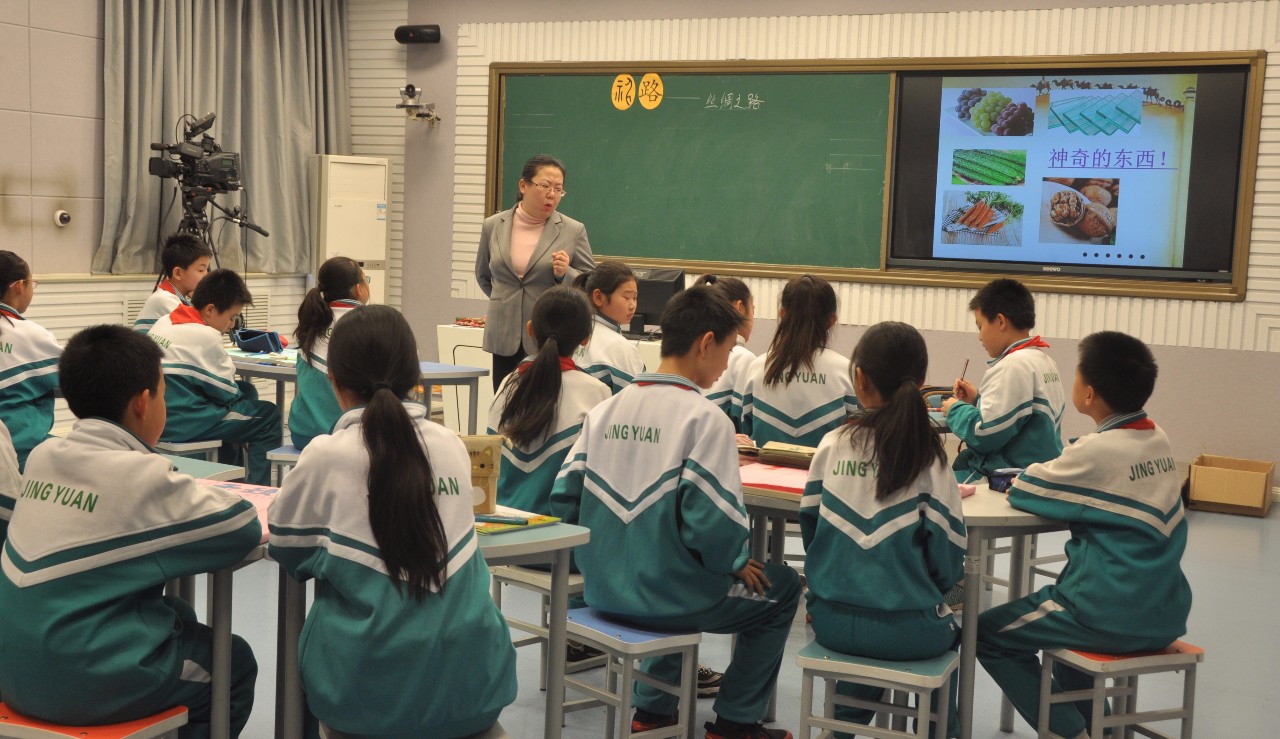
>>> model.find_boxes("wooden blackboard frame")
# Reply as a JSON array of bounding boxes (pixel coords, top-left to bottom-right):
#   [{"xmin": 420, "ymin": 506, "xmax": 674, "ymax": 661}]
[{"xmin": 486, "ymin": 52, "xmax": 1264, "ymax": 302}]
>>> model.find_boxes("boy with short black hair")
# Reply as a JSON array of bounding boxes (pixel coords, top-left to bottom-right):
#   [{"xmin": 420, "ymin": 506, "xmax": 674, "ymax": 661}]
[
  {"xmin": 0, "ymin": 325, "xmax": 260, "ymax": 735},
  {"xmin": 150, "ymin": 268, "xmax": 281, "ymax": 484},
  {"xmin": 551, "ymin": 286, "xmax": 801, "ymax": 739},
  {"xmin": 942, "ymin": 278, "xmax": 1066, "ymax": 483},
  {"xmin": 977, "ymin": 331, "xmax": 1191, "ymax": 739},
  {"xmin": 134, "ymin": 232, "xmax": 213, "ymax": 333}
]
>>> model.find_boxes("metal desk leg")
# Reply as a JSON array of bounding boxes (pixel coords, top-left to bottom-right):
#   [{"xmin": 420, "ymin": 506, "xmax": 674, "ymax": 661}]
[
  {"xmin": 209, "ymin": 569, "xmax": 233, "ymax": 739},
  {"xmin": 279, "ymin": 571, "xmax": 307, "ymax": 739},
  {"xmin": 275, "ymin": 378, "xmax": 286, "ymax": 413},
  {"xmin": 958, "ymin": 535, "xmax": 983, "ymax": 739},
  {"xmin": 545, "ymin": 550, "xmax": 571, "ymax": 739},
  {"xmin": 467, "ymin": 378, "xmax": 480, "ymax": 434},
  {"xmin": 764, "ymin": 515, "xmax": 787, "ymax": 723},
  {"xmin": 1000, "ymin": 535, "xmax": 1031, "ymax": 733},
  {"xmin": 750, "ymin": 514, "xmax": 767, "ymax": 562}
]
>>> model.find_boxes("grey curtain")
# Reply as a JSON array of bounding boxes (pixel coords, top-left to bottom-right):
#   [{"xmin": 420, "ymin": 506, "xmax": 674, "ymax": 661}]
[{"xmin": 95, "ymin": 0, "xmax": 351, "ymax": 275}]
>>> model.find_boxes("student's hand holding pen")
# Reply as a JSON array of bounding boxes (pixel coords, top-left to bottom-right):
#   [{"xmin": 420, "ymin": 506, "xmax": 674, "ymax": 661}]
[
  {"xmin": 941, "ymin": 358, "xmax": 976, "ymax": 413},
  {"xmin": 734, "ymin": 559, "xmax": 771, "ymax": 597}
]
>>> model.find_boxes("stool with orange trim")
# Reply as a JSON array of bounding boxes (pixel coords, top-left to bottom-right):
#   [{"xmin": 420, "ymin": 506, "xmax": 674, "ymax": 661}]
[
  {"xmin": 1037, "ymin": 640, "xmax": 1203, "ymax": 738},
  {"xmin": 0, "ymin": 703, "xmax": 188, "ymax": 739}
]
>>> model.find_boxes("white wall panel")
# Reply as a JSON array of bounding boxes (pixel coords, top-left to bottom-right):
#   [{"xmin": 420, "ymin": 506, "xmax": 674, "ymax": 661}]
[
  {"xmin": 347, "ymin": 0, "xmax": 407, "ymax": 309},
  {"xmin": 452, "ymin": 2, "xmax": 1280, "ymax": 352}
]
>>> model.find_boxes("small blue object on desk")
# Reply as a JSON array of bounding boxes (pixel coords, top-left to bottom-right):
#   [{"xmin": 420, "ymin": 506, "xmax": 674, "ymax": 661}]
[
  {"xmin": 987, "ymin": 468, "xmax": 1024, "ymax": 493},
  {"xmin": 476, "ymin": 514, "xmax": 530, "ymax": 525}
]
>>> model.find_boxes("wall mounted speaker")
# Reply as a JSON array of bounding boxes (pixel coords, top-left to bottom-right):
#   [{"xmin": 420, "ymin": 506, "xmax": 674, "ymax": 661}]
[{"xmin": 394, "ymin": 24, "xmax": 441, "ymax": 44}]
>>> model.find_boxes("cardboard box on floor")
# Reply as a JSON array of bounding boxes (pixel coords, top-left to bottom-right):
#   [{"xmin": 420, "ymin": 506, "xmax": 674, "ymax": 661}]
[
  {"xmin": 460, "ymin": 434, "xmax": 502, "ymax": 515},
  {"xmin": 1187, "ymin": 454, "xmax": 1274, "ymax": 517}
]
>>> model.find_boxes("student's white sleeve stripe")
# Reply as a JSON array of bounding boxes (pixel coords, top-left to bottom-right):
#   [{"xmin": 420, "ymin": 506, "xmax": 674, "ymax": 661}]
[
  {"xmin": 180, "ymin": 660, "xmax": 212, "ymax": 684},
  {"xmin": 800, "ymin": 493, "xmax": 821, "ymax": 508},
  {"xmin": 817, "ymin": 505, "xmax": 919, "ymax": 550},
  {"xmin": 1015, "ymin": 477, "xmax": 1183, "ymax": 536},
  {"xmin": 0, "ymin": 364, "xmax": 58, "ymax": 391},
  {"xmin": 3, "ymin": 508, "xmax": 258, "ymax": 587},
  {"xmin": 164, "ymin": 365, "xmax": 238, "ymax": 394},
  {"xmin": 921, "ymin": 504, "xmax": 967, "ymax": 548},
  {"xmin": 685, "ymin": 471, "xmax": 749, "ymax": 529}
]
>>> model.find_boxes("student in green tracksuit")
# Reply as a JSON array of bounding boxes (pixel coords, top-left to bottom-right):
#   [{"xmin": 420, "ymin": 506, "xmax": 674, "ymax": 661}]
[
  {"xmin": 0, "ymin": 325, "xmax": 260, "ymax": 736},
  {"xmin": 552, "ymin": 286, "xmax": 801, "ymax": 739},
  {"xmin": 801, "ymin": 322, "xmax": 966, "ymax": 739},
  {"xmin": 0, "ymin": 419, "xmax": 19, "ymax": 542},
  {"xmin": 942, "ymin": 278, "xmax": 1065, "ymax": 483},
  {"xmin": 289, "ymin": 256, "xmax": 368, "ymax": 450},
  {"xmin": 149, "ymin": 270, "xmax": 282, "ymax": 485},
  {"xmin": 270, "ymin": 306, "xmax": 516, "ymax": 739},
  {"xmin": 977, "ymin": 331, "xmax": 1192, "ymax": 739},
  {"xmin": 0, "ymin": 251, "xmax": 61, "ymax": 470}
]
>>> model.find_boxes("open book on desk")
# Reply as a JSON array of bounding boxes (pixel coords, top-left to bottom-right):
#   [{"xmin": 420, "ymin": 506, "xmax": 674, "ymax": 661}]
[{"xmin": 474, "ymin": 504, "xmax": 560, "ymax": 535}]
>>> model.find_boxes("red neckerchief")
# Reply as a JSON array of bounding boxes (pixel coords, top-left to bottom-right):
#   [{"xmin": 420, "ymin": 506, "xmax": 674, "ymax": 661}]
[
  {"xmin": 169, "ymin": 303, "xmax": 207, "ymax": 326},
  {"xmin": 158, "ymin": 278, "xmax": 180, "ymax": 296},
  {"xmin": 0, "ymin": 306, "xmax": 20, "ymax": 321},
  {"xmin": 329, "ymin": 299, "xmax": 362, "ymax": 309},
  {"xmin": 516, "ymin": 356, "xmax": 579, "ymax": 373},
  {"xmin": 1005, "ymin": 335, "xmax": 1051, "ymax": 355},
  {"xmin": 1119, "ymin": 418, "xmax": 1156, "ymax": 430}
]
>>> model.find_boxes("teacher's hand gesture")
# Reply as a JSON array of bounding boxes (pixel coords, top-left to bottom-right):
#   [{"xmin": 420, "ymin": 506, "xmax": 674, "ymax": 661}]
[{"xmin": 551, "ymin": 249, "xmax": 570, "ymax": 278}]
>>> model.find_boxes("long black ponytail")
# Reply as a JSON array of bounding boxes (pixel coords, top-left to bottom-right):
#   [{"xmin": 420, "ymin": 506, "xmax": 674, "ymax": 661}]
[
  {"xmin": 498, "ymin": 287, "xmax": 593, "ymax": 447},
  {"xmin": 765, "ymin": 274, "xmax": 837, "ymax": 386},
  {"xmin": 328, "ymin": 305, "xmax": 446, "ymax": 600},
  {"xmin": 296, "ymin": 256, "xmax": 363, "ymax": 358},
  {"xmin": 846, "ymin": 321, "xmax": 945, "ymax": 500}
]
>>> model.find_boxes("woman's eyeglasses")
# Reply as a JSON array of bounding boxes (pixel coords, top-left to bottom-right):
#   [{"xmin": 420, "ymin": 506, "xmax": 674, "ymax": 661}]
[{"xmin": 527, "ymin": 180, "xmax": 567, "ymax": 198}]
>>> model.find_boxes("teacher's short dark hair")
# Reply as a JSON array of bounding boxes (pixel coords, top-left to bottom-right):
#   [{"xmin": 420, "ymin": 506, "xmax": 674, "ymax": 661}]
[{"xmin": 521, "ymin": 154, "xmax": 566, "ymax": 182}]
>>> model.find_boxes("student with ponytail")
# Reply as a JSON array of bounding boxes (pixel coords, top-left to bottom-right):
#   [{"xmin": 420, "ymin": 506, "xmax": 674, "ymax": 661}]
[
  {"xmin": 487, "ymin": 286, "xmax": 609, "ymax": 514},
  {"xmin": 288, "ymin": 256, "xmax": 369, "ymax": 449},
  {"xmin": 269, "ymin": 306, "xmax": 516, "ymax": 738},
  {"xmin": 571, "ymin": 260, "xmax": 645, "ymax": 394},
  {"xmin": 694, "ymin": 274, "xmax": 755, "ymax": 427},
  {"xmin": 734, "ymin": 274, "xmax": 856, "ymax": 447},
  {"xmin": 0, "ymin": 251, "xmax": 61, "ymax": 469},
  {"xmin": 800, "ymin": 321, "xmax": 966, "ymax": 739}
]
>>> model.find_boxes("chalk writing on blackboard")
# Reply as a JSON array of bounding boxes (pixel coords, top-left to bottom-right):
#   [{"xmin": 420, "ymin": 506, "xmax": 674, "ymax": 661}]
[{"xmin": 704, "ymin": 92, "xmax": 765, "ymax": 111}]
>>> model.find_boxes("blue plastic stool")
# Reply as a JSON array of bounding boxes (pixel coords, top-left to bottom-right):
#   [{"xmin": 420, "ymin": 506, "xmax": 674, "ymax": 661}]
[
  {"xmin": 267, "ymin": 444, "xmax": 301, "ymax": 486},
  {"xmin": 796, "ymin": 641, "xmax": 958, "ymax": 739},
  {"xmin": 563, "ymin": 607, "xmax": 700, "ymax": 739}
]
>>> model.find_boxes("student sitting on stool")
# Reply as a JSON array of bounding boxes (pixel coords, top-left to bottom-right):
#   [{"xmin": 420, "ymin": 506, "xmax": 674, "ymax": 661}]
[
  {"xmin": 552, "ymin": 286, "xmax": 800, "ymax": 739},
  {"xmin": 149, "ymin": 269, "xmax": 282, "ymax": 485},
  {"xmin": 976, "ymin": 331, "xmax": 1192, "ymax": 739},
  {"xmin": 0, "ymin": 325, "xmax": 260, "ymax": 736}
]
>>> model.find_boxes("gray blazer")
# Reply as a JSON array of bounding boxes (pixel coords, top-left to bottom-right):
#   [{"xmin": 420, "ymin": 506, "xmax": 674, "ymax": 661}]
[{"xmin": 475, "ymin": 206, "xmax": 596, "ymax": 356}]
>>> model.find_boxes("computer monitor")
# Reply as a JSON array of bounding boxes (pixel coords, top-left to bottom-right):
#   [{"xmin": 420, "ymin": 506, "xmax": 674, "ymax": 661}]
[{"xmin": 628, "ymin": 268, "xmax": 685, "ymax": 336}]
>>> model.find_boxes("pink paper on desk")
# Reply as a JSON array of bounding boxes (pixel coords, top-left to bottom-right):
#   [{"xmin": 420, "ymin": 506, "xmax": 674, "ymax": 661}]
[
  {"xmin": 738, "ymin": 463, "xmax": 808, "ymax": 495},
  {"xmin": 958, "ymin": 483, "xmax": 977, "ymax": 498},
  {"xmin": 201, "ymin": 479, "xmax": 280, "ymax": 544}
]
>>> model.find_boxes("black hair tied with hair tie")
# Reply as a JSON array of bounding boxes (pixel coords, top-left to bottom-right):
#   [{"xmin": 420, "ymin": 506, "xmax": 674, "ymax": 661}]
[
  {"xmin": 371, "ymin": 381, "xmax": 392, "ymax": 393},
  {"xmin": 705, "ymin": 274, "xmax": 718, "ymax": 284}
]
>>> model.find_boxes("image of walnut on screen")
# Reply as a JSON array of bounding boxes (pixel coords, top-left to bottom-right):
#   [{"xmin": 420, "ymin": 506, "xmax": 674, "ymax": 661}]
[
  {"xmin": 1049, "ymin": 189, "xmax": 1085, "ymax": 227},
  {"xmin": 1078, "ymin": 202, "xmax": 1116, "ymax": 238}
]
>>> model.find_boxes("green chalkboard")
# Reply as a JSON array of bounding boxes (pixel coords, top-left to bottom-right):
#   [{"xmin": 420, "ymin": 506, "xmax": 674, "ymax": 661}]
[{"xmin": 494, "ymin": 68, "xmax": 891, "ymax": 271}]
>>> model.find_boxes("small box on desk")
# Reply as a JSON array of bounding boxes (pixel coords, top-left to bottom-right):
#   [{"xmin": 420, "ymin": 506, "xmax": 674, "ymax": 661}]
[
  {"xmin": 460, "ymin": 434, "xmax": 502, "ymax": 514},
  {"xmin": 1187, "ymin": 454, "xmax": 1274, "ymax": 517},
  {"xmin": 758, "ymin": 441, "xmax": 816, "ymax": 469}
]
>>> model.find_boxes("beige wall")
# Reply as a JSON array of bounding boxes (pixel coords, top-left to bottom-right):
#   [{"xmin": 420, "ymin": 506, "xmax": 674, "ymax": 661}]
[{"xmin": 0, "ymin": 0, "xmax": 104, "ymax": 275}]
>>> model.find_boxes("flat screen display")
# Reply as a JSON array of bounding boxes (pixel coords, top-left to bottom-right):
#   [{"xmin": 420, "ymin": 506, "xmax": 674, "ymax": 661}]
[{"xmin": 889, "ymin": 66, "xmax": 1251, "ymax": 281}]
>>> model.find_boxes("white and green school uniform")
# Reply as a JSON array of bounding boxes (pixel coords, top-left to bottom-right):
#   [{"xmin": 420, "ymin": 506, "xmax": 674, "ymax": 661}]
[
  {"xmin": 0, "ymin": 303, "xmax": 61, "ymax": 469},
  {"xmin": 149, "ymin": 305, "xmax": 282, "ymax": 485},
  {"xmin": 977, "ymin": 411, "xmax": 1191, "ymax": 738},
  {"xmin": 132, "ymin": 278, "xmax": 189, "ymax": 333},
  {"xmin": 0, "ymin": 418, "xmax": 20, "ymax": 542},
  {"xmin": 487, "ymin": 357, "xmax": 610, "ymax": 515},
  {"xmin": 705, "ymin": 338, "xmax": 755, "ymax": 429},
  {"xmin": 550, "ymin": 373, "xmax": 800, "ymax": 724},
  {"xmin": 734, "ymin": 347, "xmax": 857, "ymax": 448},
  {"xmin": 946, "ymin": 336, "xmax": 1065, "ymax": 483},
  {"xmin": 801, "ymin": 425, "xmax": 966, "ymax": 737},
  {"xmin": 572, "ymin": 313, "xmax": 645, "ymax": 394},
  {"xmin": 288, "ymin": 299, "xmax": 362, "ymax": 450},
  {"xmin": 269, "ymin": 403, "xmax": 517, "ymax": 739},
  {"xmin": 0, "ymin": 418, "xmax": 260, "ymax": 733}
]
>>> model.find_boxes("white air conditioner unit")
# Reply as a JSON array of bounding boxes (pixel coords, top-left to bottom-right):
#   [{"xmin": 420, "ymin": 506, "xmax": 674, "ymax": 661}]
[{"xmin": 309, "ymin": 155, "xmax": 391, "ymax": 304}]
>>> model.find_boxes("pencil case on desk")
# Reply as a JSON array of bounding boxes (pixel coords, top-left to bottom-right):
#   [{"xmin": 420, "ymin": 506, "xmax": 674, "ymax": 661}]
[
  {"xmin": 758, "ymin": 441, "xmax": 817, "ymax": 469},
  {"xmin": 232, "ymin": 328, "xmax": 285, "ymax": 353}
]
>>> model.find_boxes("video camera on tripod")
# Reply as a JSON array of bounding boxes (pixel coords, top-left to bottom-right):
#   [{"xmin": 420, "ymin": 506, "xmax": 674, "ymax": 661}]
[{"xmin": 148, "ymin": 112, "xmax": 241, "ymax": 192}]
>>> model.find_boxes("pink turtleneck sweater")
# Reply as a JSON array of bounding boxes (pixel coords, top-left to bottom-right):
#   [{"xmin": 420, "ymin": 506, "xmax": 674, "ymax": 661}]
[{"xmin": 511, "ymin": 205, "xmax": 548, "ymax": 279}]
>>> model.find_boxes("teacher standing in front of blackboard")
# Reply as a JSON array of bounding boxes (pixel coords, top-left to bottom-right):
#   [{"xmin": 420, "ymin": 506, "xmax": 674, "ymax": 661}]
[{"xmin": 475, "ymin": 154, "xmax": 596, "ymax": 390}]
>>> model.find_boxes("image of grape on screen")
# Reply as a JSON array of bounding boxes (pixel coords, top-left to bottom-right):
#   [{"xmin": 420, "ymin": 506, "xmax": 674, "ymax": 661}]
[{"xmin": 948, "ymin": 87, "xmax": 1035, "ymax": 136}]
